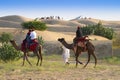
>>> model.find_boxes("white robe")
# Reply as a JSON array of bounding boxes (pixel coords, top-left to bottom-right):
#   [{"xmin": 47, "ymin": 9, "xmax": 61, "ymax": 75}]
[{"xmin": 62, "ymin": 46, "xmax": 70, "ymax": 63}]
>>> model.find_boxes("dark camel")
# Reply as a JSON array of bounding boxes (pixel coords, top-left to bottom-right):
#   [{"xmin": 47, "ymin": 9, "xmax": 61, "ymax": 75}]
[
  {"xmin": 58, "ymin": 38, "xmax": 97, "ymax": 68},
  {"xmin": 10, "ymin": 40, "xmax": 42, "ymax": 66}
]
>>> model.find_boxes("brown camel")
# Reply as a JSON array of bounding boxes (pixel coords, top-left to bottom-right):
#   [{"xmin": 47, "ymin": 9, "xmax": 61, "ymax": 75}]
[
  {"xmin": 58, "ymin": 38, "xmax": 97, "ymax": 68},
  {"xmin": 10, "ymin": 40, "xmax": 42, "ymax": 66}
]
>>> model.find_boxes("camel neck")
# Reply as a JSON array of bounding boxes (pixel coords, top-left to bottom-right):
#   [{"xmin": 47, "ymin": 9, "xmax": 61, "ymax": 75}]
[
  {"xmin": 61, "ymin": 41, "xmax": 73, "ymax": 49},
  {"xmin": 11, "ymin": 41, "xmax": 20, "ymax": 50}
]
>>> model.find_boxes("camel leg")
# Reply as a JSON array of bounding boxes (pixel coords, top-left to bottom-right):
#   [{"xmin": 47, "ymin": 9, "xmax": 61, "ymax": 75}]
[
  {"xmin": 25, "ymin": 53, "xmax": 32, "ymax": 66},
  {"xmin": 39, "ymin": 47, "xmax": 42, "ymax": 66},
  {"xmin": 22, "ymin": 53, "xmax": 26, "ymax": 66},
  {"xmin": 33, "ymin": 50, "xmax": 39, "ymax": 66},
  {"xmin": 36, "ymin": 55, "xmax": 40, "ymax": 66},
  {"xmin": 91, "ymin": 52, "xmax": 97, "ymax": 68},
  {"xmin": 83, "ymin": 53, "xmax": 91, "ymax": 68},
  {"xmin": 75, "ymin": 54, "xmax": 79, "ymax": 68},
  {"xmin": 75, "ymin": 47, "xmax": 83, "ymax": 67},
  {"xmin": 35, "ymin": 46, "xmax": 42, "ymax": 66},
  {"xmin": 35, "ymin": 51, "xmax": 40, "ymax": 66},
  {"xmin": 75, "ymin": 53, "xmax": 83, "ymax": 67}
]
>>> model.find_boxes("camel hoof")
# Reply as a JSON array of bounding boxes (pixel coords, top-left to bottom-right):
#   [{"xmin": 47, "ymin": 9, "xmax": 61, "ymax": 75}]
[
  {"xmin": 29, "ymin": 64, "xmax": 32, "ymax": 66},
  {"xmin": 82, "ymin": 66, "xmax": 86, "ymax": 69},
  {"xmin": 40, "ymin": 63, "xmax": 42, "ymax": 66},
  {"xmin": 80, "ymin": 63, "xmax": 84, "ymax": 65},
  {"xmin": 94, "ymin": 66, "xmax": 96, "ymax": 68},
  {"xmin": 36, "ymin": 64, "xmax": 38, "ymax": 66},
  {"xmin": 21, "ymin": 64, "xmax": 24, "ymax": 66},
  {"xmin": 83, "ymin": 65, "xmax": 87, "ymax": 68}
]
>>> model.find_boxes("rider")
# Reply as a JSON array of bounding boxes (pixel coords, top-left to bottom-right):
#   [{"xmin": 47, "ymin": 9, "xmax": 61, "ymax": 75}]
[
  {"xmin": 22, "ymin": 26, "xmax": 37, "ymax": 48},
  {"xmin": 29, "ymin": 27, "xmax": 37, "ymax": 43},
  {"xmin": 74, "ymin": 26, "xmax": 86, "ymax": 51},
  {"xmin": 76, "ymin": 26, "xmax": 83, "ymax": 38}
]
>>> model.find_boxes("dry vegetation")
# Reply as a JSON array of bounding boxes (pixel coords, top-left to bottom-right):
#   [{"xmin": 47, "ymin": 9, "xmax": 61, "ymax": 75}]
[{"xmin": 0, "ymin": 15, "xmax": 120, "ymax": 80}]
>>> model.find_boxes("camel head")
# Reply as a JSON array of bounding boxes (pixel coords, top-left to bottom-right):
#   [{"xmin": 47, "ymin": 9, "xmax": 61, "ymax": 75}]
[
  {"xmin": 10, "ymin": 40, "xmax": 20, "ymax": 50},
  {"xmin": 58, "ymin": 38, "xmax": 65, "ymax": 42}
]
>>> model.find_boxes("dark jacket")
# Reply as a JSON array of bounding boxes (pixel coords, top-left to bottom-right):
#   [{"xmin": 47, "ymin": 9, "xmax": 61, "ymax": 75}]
[{"xmin": 76, "ymin": 27, "xmax": 83, "ymax": 37}]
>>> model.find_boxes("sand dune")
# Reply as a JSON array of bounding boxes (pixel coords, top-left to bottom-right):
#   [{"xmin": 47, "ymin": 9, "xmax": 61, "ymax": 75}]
[
  {"xmin": 0, "ymin": 15, "xmax": 33, "ymax": 28},
  {"xmin": 71, "ymin": 18, "xmax": 120, "ymax": 28},
  {"xmin": 0, "ymin": 15, "xmax": 33, "ymax": 22},
  {"xmin": 0, "ymin": 15, "xmax": 110, "ymax": 42},
  {"xmin": 0, "ymin": 20, "xmax": 22, "ymax": 28}
]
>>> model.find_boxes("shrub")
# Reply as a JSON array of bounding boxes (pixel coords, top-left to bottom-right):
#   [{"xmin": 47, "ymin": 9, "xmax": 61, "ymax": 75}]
[
  {"xmin": 81, "ymin": 22, "xmax": 114, "ymax": 40},
  {"xmin": 0, "ymin": 32, "xmax": 12, "ymax": 45},
  {"xmin": 21, "ymin": 20, "xmax": 47, "ymax": 31},
  {"xmin": 112, "ymin": 33, "xmax": 120, "ymax": 48},
  {"xmin": 0, "ymin": 44, "xmax": 22, "ymax": 62},
  {"xmin": 38, "ymin": 36, "xmax": 44, "ymax": 46}
]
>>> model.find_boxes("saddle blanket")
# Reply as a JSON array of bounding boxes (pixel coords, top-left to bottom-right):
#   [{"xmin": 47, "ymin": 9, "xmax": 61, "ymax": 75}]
[{"xmin": 21, "ymin": 42, "xmax": 38, "ymax": 51}]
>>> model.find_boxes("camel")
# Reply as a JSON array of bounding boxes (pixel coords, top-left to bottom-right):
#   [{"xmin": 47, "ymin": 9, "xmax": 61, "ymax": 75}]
[
  {"xmin": 10, "ymin": 40, "xmax": 42, "ymax": 66},
  {"xmin": 58, "ymin": 38, "xmax": 97, "ymax": 68}
]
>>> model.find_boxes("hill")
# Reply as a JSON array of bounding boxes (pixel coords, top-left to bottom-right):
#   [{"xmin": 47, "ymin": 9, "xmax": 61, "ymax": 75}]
[
  {"xmin": 0, "ymin": 15, "xmax": 33, "ymax": 22},
  {"xmin": 0, "ymin": 15, "xmax": 33, "ymax": 28},
  {"xmin": 0, "ymin": 15, "xmax": 113, "ymax": 55},
  {"xmin": 71, "ymin": 17, "xmax": 120, "ymax": 29}
]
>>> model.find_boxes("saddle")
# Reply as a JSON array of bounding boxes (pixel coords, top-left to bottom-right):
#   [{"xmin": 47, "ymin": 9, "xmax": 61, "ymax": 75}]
[
  {"xmin": 73, "ymin": 36, "xmax": 88, "ymax": 51},
  {"xmin": 21, "ymin": 39, "xmax": 38, "ymax": 51}
]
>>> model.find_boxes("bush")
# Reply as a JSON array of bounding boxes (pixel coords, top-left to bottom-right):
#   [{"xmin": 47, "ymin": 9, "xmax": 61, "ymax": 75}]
[
  {"xmin": 21, "ymin": 20, "xmax": 47, "ymax": 31},
  {"xmin": 112, "ymin": 33, "xmax": 120, "ymax": 48},
  {"xmin": 81, "ymin": 22, "xmax": 114, "ymax": 40},
  {"xmin": 38, "ymin": 36, "xmax": 44, "ymax": 46},
  {"xmin": 0, "ymin": 32, "xmax": 12, "ymax": 45},
  {"xmin": 0, "ymin": 44, "xmax": 22, "ymax": 62}
]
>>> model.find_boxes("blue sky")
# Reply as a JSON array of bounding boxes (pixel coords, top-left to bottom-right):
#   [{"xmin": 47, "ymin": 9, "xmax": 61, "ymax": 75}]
[{"xmin": 0, "ymin": 0, "xmax": 120, "ymax": 20}]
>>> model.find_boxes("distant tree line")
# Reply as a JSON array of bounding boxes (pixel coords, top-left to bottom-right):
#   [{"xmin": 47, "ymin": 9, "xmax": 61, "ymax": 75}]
[{"xmin": 81, "ymin": 21, "xmax": 114, "ymax": 40}]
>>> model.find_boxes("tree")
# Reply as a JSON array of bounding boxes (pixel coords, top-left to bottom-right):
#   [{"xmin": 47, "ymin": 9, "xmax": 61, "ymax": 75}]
[{"xmin": 21, "ymin": 20, "xmax": 47, "ymax": 31}]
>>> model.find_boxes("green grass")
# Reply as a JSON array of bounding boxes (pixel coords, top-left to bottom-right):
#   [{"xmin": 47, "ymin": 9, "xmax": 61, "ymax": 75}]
[
  {"xmin": 103, "ymin": 56, "xmax": 120, "ymax": 65},
  {"xmin": 0, "ymin": 54, "xmax": 120, "ymax": 80},
  {"xmin": 0, "ymin": 54, "xmax": 73, "ymax": 74},
  {"xmin": 0, "ymin": 54, "xmax": 120, "ymax": 77}
]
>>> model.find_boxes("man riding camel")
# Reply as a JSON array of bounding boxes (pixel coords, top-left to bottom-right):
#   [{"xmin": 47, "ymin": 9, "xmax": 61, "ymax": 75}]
[
  {"xmin": 21, "ymin": 26, "xmax": 38, "ymax": 51},
  {"xmin": 73, "ymin": 26, "xmax": 88, "ymax": 51}
]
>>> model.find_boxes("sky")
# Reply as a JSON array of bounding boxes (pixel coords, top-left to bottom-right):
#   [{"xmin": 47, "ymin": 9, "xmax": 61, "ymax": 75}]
[{"xmin": 0, "ymin": 0, "xmax": 120, "ymax": 20}]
